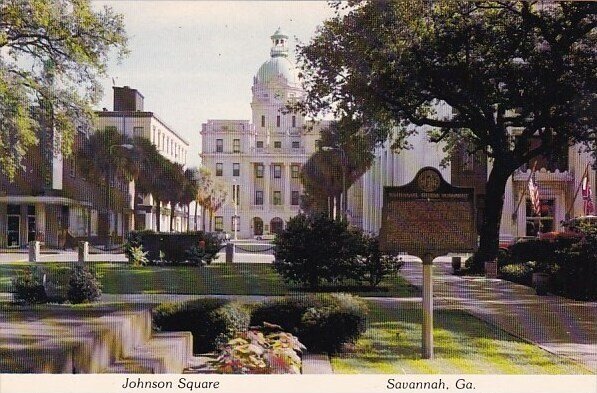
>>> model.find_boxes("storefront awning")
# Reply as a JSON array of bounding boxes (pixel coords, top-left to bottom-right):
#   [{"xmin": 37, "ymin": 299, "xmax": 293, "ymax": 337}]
[{"xmin": 0, "ymin": 196, "xmax": 93, "ymax": 207}]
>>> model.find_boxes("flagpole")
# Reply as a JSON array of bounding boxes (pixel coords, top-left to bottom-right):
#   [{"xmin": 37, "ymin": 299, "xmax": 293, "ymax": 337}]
[
  {"xmin": 565, "ymin": 163, "xmax": 590, "ymax": 219},
  {"xmin": 513, "ymin": 162, "xmax": 537, "ymax": 220}
]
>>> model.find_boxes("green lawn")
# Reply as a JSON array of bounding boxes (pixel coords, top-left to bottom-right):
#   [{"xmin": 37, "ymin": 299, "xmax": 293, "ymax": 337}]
[
  {"xmin": 0, "ymin": 262, "xmax": 417, "ymax": 297},
  {"xmin": 331, "ymin": 301, "xmax": 590, "ymax": 374}
]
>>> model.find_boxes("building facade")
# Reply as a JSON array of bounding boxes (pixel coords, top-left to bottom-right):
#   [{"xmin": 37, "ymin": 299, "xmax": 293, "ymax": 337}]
[
  {"xmin": 0, "ymin": 109, "xmax": 127, "ymax": 248},
  {"xmin": 201, "ymin": 29, "xmax": 323, "ymax": 238},
  {"xmin": 347, "ymin": 104, "xmax": 596, "ymax": 246},
  {"xmin": 96, "ymin": 86, "xmax": 190, "ymax": 232}
]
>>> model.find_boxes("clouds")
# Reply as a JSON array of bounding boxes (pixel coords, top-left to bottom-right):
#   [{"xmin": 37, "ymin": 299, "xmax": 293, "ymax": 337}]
[{"xmin": 94, "ymin": 1, "xmax": 334, "ymax": 166}]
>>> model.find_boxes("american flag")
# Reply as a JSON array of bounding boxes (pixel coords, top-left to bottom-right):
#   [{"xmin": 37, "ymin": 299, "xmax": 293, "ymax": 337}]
[
  {"xmin": 528, "ymin": 172, "xmax": 541, "ymax": 216},
  {"xmin": 581, "ymin": 172, "xmax": 594, "ymax": 215}
]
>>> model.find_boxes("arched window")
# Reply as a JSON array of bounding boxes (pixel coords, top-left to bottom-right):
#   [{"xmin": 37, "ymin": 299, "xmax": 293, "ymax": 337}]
[
  {"xmin": 270, "ymin": 217, "xmax": 284, "ymax": 235},
  {"xmin": 253, "ymin": 217, "xmax": 264, "ymax": 236}
]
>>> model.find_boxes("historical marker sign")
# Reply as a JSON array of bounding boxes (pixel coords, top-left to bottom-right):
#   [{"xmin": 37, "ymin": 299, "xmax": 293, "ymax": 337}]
[{"xmin": 379, "ymin": 167, "xmax": 477, "ymax": 257}]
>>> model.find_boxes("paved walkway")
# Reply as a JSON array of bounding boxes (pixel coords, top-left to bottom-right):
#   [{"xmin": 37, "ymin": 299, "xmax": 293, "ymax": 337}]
[{"xmin": 399, "ymin": 256, "xmax": 597, "ymax": 372}]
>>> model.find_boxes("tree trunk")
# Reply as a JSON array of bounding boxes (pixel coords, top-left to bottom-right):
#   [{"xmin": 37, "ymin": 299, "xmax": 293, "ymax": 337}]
[
  {"xmin": 155, "ymin": 199, "xmax": 161, "ymax": 232},
  {"xmin": 170, "ymin": 203, "xmax": 175, "ymax": 232},
  {"xmin": 474, "ymin": 162, "xmax": 512, "ymax": 271},
  {"xmin": 194, "ymin": 202, "xmax": 198, "ymax": 231},
  {"xmin": 209, "ymin": 210, "xmax": 213, "ymax": 232},
  {"xmin": 202, "ymin": 206, "xmax": 207, "ymax": 231}
]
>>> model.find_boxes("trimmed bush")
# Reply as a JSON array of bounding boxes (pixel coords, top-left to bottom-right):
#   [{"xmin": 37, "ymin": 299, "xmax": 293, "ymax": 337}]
[
  {"xmin": 152, "ymin": 299, "xmax": 251, "ymax": 353},
  {"xmin": 127, "ymin": 230, "xmax": 221, "ymax": 265},
  {"xmin": 250, "ymin": 294, "xmax": 368, "ymax": 354},
  {"xmin": 67, "ymin": 265, "xmax": 102, "ymax": 304},
  {"xmin": 11, "ymin": 266, "xmax": 48, "ymax": 304},
  {"xmin": 499, "ymin": 263, "xmax": 534, "ymax": 286},
  {"xmin": 552, "ymin": 225, "xmax": 597, "ymax": 300}
]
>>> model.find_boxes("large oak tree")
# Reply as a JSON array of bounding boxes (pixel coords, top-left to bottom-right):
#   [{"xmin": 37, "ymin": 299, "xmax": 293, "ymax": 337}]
[
  {"xmin": 297, "ymin": 1, "xmax": 596, "ymax": 269},
  {"xmin": 0, "ymin": 0, "xmax": 127, "ymax": 180}
]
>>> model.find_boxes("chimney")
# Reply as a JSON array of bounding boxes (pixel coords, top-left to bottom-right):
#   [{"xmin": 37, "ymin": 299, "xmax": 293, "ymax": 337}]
[{"xmin": 113, "ymin": 86, "xmax": 145, "ymax": 111}]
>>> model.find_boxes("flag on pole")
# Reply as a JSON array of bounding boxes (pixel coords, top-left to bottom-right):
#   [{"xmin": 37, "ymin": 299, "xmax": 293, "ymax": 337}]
[
  {"xmin": 581, "ymin": 171, "xmax": 594, "ymax": 215},
  {"xmin": 528, "ymin": 170, "xmax": 541, "ymax": 216}
]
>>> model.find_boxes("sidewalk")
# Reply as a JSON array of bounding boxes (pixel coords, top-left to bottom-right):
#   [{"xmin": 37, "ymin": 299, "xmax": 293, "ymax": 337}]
[{"xmin": 399, "ymin": 256, "xmax": 597, "ymax": 372}]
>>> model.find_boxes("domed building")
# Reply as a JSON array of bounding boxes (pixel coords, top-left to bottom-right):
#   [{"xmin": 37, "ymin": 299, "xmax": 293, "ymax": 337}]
[{"xmin": 201, "ymin": 29, "xmax": 327, "ymax": 238}]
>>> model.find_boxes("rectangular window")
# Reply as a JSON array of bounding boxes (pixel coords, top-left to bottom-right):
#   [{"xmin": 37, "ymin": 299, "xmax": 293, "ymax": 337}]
[
  {"xmin": 214, "ymin": 216, "xmax": 224, "ymax": 232},
  {"xmin": 292, "ymin": 141, "xmax": 300, "ymax": 149},
  {"xmin": 255, "ymin": 191, "xmax": 264, "ymax": 205},
  {"xmin": 231, "ymin": 216, "xmax": 240, "ymax": 231},
  {"xmin": 291, "ymin": 191, "xmax": 300, "ymax": 206},
  {"xmin": 216, "ymin": 139, "xmax": 223, "ymax": 153},
  {"xmin": 233, "ymin": 139, "xmax": 240, "ymax": 153},
  {"xmin": 292, "ymin": 115, "xmax": 296, "ymax": 128},
  {"xmin": 133, "ymin": 126, "xmax": 144, "ymax": 138},
  {"xmin": 69, "ymin": 157, "xmax": 76, "ymax": 177},
  {"xmin": 526, "ymin": 199, "xmax": 555, "ymax": 236},
  {"xmin": 216, "ymin": 163, "xmax": 223, "ymax": 176},
  {"xmin": 291, "ymin": 164, "xmax": 300, "ymax": 178},
  {"xmin": 276, "ymin": 115, "xmax": 281, "ymax": 127},
  {"xmin": 255, "ymin": 164, "xmax": 264, "ymax": 178},
  {"xmin": 233, "ymin": 163, "xmax": 240, "ymax": 177},
  {"xmin": 256, "ymin": 141, "xmax": 264, "ymax": 149},
  {"xmin": 274, "ymin": 141, "xmax": 281, "ymax": 149},
  {"xmin": 273, "ymin": 164, "xmax": 281, "ymax": 178},
  {"xmin": 315, "ymin": 139, "xmax": 321, "ymax": 150},
  {"xmin": 261, "ymin": 115, "xmax": 265, "ymax": 127},
  {"xmin": 273, "ymin": 191, "xmax": 282, "ymax": 205}
]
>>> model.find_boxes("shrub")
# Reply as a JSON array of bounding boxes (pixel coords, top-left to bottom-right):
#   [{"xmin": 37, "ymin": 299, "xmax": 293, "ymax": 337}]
[
  {"xmin": 127, "ymin": 231, "xmax": 221, "ymax": 265},
  {"xmin": 11, "ymin": 266, "xmax": 48, "ymax": 304},
  {"xmin": 127, "ymin": 246, "xmax": 149, "ymax": 267},
  {"xmin": 250, "ymin": 297, "xmax": 314, "ymax": 335},
  {"xmin": 152, "ymin": 299, "xmax": 250, "ymax": 353},
  {"xmin": 67, "ymin": 265, "xmax": 102, "ymax": 304},
  {"xmin": 299, "ymin": 293, "xmax": 368, "ymax": 353},
  {"xmin": 211, "ymin": 302, "xmax": 252, "ymax": 349},
  {"xmin": 250, "ymin": 294, "xmax": 368, "ymax": 354},
  {"xmin": 274, "ymin": 213, "xmax": 356, "ymax": 289},
  {"xmin": 499, "ymin": 263, "xmax": 533, "ymax": 286},
  {"xmin": 552, "ymin": 225, "xmax": 597, "ymax": 300},
  {"xmin": 215, "ymin": 327, "xmax": 305, "ymax": 374}
]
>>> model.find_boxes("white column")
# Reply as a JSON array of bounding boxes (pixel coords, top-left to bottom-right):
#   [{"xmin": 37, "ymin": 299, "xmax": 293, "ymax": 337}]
[{"xmin": 284, "ymin": 164, "xmax": 291, "ymax": 206}]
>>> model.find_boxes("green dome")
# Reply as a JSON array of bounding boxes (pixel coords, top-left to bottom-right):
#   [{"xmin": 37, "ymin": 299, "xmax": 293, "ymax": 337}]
[{"xmin": 256, "ymin": 56, "xmax": 299, "ymax": 87}]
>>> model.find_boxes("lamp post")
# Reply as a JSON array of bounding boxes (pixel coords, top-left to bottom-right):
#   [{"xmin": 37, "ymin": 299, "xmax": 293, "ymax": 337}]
[
  {"xmin": 106, "ymin": 144, "xmax": 134, "ymax": 248},
  {"xmin": 322, "ymin": 146, "xmax": 347, "ymax": 222}
]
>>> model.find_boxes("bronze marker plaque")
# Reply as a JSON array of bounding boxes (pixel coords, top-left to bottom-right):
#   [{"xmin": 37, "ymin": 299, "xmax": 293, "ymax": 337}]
[{"xmin": 379, "ymin": 167, "xmax": 477, "ymax": 257}]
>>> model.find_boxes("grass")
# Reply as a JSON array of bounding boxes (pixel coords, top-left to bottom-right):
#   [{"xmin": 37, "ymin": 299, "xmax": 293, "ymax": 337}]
[
  {"xmin": 0, "ymin": 262, "xmax": 418, "ymax": 297},
  {"xmin": 330, "ymin": 301, "xmax": 591, "ymax": 374}
]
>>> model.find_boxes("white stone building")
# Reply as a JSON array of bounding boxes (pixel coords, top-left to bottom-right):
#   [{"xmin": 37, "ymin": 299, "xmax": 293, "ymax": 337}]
[
  {"xmin": 201, "ymin": 29, "xmax": 323, "ymax": 238},
  {"xmin": 96, "ymin": 86, "xmax": 190, "ymax": 232},
  {"xmin": 348, "ymin": 104, "xmax": 596, "ymax": 246}
]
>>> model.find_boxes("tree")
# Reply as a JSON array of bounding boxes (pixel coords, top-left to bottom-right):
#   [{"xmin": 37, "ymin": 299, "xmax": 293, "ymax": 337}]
[
  {"xmin": 77, "ymin": 126, "xmax": 137, "ymax": 229},
  {"xmin": 301, "ymin": 120, "xmax": 375, "ymax": 217},
  {"xmin": 0, "ymin": 0, "xmax": 128, "ymax": 181},
  {"xmin": 181, "ymin": 167, "xmax": 200, "ymax": 232},
  {"xmin": 132, "ymin": 137, "xmax": 172, "ymax": 232},
  {"xmin": 206, "ymin": 181, "xmax": 228, "ymax": 232},
  {"xmin": 297, "ymin": 1, "xmax": 596, "ymax": 270},
  {"xmin": 194, "ymin": 167, "xmax": 214, "ymax": 231}
]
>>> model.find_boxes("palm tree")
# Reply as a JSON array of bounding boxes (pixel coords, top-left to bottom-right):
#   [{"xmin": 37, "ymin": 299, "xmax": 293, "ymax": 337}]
[
  {"xmin": 78, "ymin": 127, "xmax": 138, "ymax": 240},
  {"xmin": 206, "ymin": 181, "xmax": 228, "ymax": 232},
  {"xmin": 133, "ymin": 137, "xmax": 172, "ymax": 232},
  {"xmin": 181, "ymin": 167, "xmax": 200, "ymax": 232}
]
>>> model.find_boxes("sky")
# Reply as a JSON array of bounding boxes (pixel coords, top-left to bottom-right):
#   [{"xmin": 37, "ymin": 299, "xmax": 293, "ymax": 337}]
[{"xmin": 94, "ymin": 1, "xmax": 336, "ymax": 168}]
